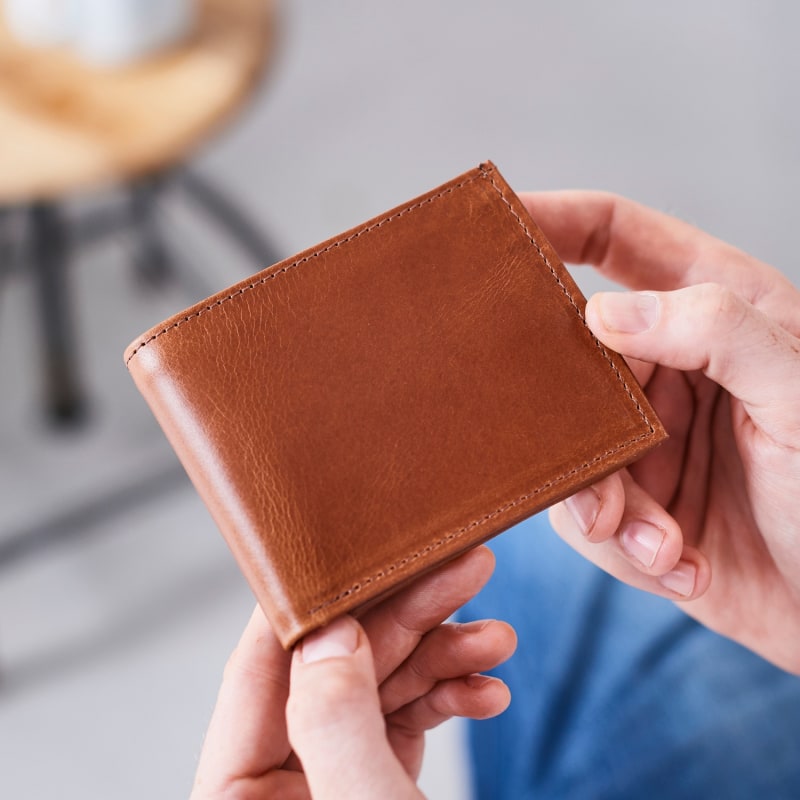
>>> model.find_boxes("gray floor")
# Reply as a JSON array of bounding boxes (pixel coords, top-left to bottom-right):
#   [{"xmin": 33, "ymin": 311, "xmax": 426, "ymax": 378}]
[{"xmin": 2, "ymin": 2, "xmax": 799, "ymax": 798}]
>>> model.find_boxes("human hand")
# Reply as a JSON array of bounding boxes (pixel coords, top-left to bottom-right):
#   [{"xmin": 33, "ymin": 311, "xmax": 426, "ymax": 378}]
[
  {"xmin": 522, "ymin": 190, "xmax": 800, "ymax": 673},
  {"xmin": 190, "ymin": 546, "xmax": 516, "ymax": 798}
]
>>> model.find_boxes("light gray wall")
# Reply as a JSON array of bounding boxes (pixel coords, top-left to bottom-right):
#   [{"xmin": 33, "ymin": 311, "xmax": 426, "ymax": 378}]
[{"xmin": 205, "ymin": 1, "xmax": 800, "ymax": 299}]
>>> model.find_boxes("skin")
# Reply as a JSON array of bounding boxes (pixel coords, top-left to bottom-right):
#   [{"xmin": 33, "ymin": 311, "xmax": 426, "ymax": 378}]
[
  {"xmin": 191, "ymin": 189, "xmax": 800, "ymax": 797},
  {"xmin": 520, "ymin": 191, "xmax": 800, "ymax": 674},
  {"xmin": 191, "ymin": 546, "xmax": 516, "ymax": 799}
]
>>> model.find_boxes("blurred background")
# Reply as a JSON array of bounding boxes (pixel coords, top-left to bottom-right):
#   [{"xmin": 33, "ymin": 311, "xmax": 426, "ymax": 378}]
[{"xmin": 1, "ymin": 1, "xmax": 798, "ymax": 797}]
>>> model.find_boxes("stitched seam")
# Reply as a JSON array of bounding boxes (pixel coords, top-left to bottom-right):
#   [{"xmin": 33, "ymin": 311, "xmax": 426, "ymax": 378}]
[
  {"xmin": 480, "ymin": 168, "xmax": 655, "ymax": 436},
  {"xmin": 127, "ymin": 162, "xmax": 660, "ymax": 622},
  {"xmin": 124, "ymin": 174, "xmax": 482, "ymax": 366},
  {"xmin": 302, "ymin": 168, "xmax": 663, "ymax": 621},
  {"xmin": 306, "ymin": 430, "xmax": 652, "ymax": 618}
]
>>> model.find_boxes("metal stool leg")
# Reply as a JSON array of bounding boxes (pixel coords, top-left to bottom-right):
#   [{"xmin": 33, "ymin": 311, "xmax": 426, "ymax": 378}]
[
  {"xmin": 129, "ymin": 176, "xmax": 172, "ymax": 286},
  {"xmin": 0, "ymin": 206, "xmax": 18, "ymax": 286},
  {"xmin": 29, "ymin": 202, "xmax": 86, "ymax": 424},
  {"xmin": 0, "ymin": 207, "xmax": 11, "ymax": 264},
  {"xmin": 179, "ymin": 169, "xmax": 282, "ymax": 268}
]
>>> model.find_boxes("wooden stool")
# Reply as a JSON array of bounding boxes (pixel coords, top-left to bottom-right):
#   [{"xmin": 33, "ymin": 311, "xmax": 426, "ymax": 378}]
[{"xmin": 0, "ymin": 0, "xmax": 279, "ymax": 422}]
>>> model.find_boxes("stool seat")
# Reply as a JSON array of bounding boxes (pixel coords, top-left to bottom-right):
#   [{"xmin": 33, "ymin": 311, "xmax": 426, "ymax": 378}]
[
  {"xmin": 0, "ymin": 0, "xmax": 280, "ymax": 423},
  {"xmin": 0, "ymin": 0, "xmax": 277, "ymax": 204}
]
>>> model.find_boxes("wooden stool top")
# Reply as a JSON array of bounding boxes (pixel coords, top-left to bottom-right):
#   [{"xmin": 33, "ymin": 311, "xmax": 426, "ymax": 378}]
[{"xmin": 0, "ymin": 0, "xmax": 277, "ymax": 204}]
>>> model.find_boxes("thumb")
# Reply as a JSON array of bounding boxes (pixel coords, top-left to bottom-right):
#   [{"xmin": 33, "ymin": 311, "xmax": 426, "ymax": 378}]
[
  {"xmin": 287, "ymin": 616, "xmax": 423, "ymax": 800},
  {"xmin": 585, "ymin": 284, "xmax": 800, "ymax": 444}
]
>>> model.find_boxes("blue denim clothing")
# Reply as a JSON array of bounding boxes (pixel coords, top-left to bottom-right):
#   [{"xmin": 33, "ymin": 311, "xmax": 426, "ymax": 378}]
[{"xmin": 459, "ymin": 513, "xmax": 800, "ymax": 799}]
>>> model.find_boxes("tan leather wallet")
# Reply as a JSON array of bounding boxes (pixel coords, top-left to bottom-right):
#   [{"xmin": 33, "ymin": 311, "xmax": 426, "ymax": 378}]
[{"xmin": 125, "ymin": 162, "xmax": 666, "ymax": 648}]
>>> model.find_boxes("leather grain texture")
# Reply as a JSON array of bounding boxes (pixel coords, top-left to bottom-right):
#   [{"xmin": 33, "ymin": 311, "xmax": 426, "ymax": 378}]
[{"xmin": 125, "ymin": 162, "xmax": 666, "ymax": 648}]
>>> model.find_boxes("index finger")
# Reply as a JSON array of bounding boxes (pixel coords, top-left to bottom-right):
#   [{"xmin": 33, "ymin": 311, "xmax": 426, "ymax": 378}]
[
  {"xmin": 519, "ymin": 191, "xmax": 799, "ymax": 331},
  {"xmin": 193, "ymin": 607, "xmax": 292, "ymax": 793},
  {"xmin": 359, "ymin": 545, "xmax": 496, "ymax": 683}
]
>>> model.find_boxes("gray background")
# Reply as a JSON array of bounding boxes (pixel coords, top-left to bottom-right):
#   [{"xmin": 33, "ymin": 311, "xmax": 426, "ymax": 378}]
[{"xmin": 1, "ymin": 2, "xmax": 798, "ymax": 798}]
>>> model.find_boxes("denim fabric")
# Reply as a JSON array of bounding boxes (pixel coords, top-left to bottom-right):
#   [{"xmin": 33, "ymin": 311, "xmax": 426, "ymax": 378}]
[{"xmin": 459, "ymin": 513, "xmax": 800, "ymax": 799}]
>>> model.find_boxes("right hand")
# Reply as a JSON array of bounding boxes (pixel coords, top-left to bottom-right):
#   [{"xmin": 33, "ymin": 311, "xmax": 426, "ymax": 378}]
[{"xmin": 521, "ymin": 190, "xmax": 800, "ymax": 674}]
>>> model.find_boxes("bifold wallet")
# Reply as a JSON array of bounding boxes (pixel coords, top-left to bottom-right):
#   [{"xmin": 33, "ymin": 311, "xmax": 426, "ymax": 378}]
[{"xmin": 125, "ymin": 161, "xmax": 666, "ymax": 648}]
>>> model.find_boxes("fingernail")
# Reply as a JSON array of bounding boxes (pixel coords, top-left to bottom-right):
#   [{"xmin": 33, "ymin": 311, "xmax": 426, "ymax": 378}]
[
  {"xmin": 301, "ymin": 617, "xmax": 359, "ymax": 663},
  {"xmin": 598, "ymin": 292, "xmax": 658, "ymax": 333},
  {"xmin": 658, "ymin": 562, "xmax": 697, "ymax": 597},
  {"xmin": 465, "ymin": 674, "xmax": 493, "ymax": 689},
  {"xmin": 620, "ymin": 521, "xmax": 665, "ymax": 568},
  {"xmin": 456, "ymin": 620, "xmax": 491, "ymax": 634},
  {"xmin": 565, "ymin": 488, "xmax": 600, "ymax": 536}
]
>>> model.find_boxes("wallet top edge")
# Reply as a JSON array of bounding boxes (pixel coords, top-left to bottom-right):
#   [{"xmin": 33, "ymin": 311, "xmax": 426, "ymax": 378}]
[
  {"xmin": 124, "ymin": 163, "xmax": 497, "ymax": 366},
  {"xmin": 124, "ymin": 161, "xmax": 667, "ymax": 648}
]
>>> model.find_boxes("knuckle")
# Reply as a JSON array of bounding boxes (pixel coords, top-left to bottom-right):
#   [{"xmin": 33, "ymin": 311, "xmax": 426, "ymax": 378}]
[
  {"xmin": 222, "ymin": 649, "xmax": 289, "ymax": 693},
  {"xmin": 386, "ymin": 601, "xmax": 430, "ymax": 641},
  {"xmin": 578, "ymin": 192, "xmax": 631, "ymax": 270},
  {"xmin": 686, "ymin": 284, "xmax": 750, "ymax": 379},
  {"xmin": 389, "ymin": 694, "xmax": 439, "ymax": 735},
  {"xmin": 693, "ymin": 283, "xmax": 746, "ymax": 328},
  {"xmin": 406, "ymin": 650, "xmax": 434, "ymax": 684},
  {"xmin": 287, "ymin": 668, "xmax": 367, "ymax": 730}
]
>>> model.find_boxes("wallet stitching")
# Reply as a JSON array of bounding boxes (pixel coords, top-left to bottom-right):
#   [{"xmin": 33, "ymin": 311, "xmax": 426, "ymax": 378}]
[
  {"xmin": 126, "ymin": 168, "xmax": 651, "ymax": 437},
  {"xmin": 125, "ymin": 163, "xmax": 661, "ymax": 625},
  {"xmin": 480, "ymin": 169, "xmax": 655, "ymax": 437},
  {"xmin": 304, "ymin": 170, "xmax": 664, "ymax": 621},
  {"xmin": 306, "ymin": 430, "xmax": 652, "ymax": 618},
  {"xmin": 124, "ymin": 174, "xmax": 482, "ymax": 365}
]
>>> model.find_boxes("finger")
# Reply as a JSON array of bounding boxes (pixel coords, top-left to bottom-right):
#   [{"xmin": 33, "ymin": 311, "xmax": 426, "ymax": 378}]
[
  {"xmin": 379, "ymin": 619, "xmax": 517, "ymax": 715},
  {"xmin": 192, "ymin": 606, "xmax": 292, "ymax": 796},
  {"xmin": 559, "ymin": 470, "xmax": 626, "ymax": 544},
  {"xmin": 555, "ymin": 471, "xmax": 683, "ymax": 576},
  {"xmin": 388, "ymin": 674, "xmax": 511, "ymax": 734},
  {"xmin": 626, "ymin": 363, "xmax": 693, "ymax": 509},
  {"xmin": 585, "ymin": 285, "xmax": 800, "ymax": 442},
  {"xmin": 519, "ymin": 191, "xmax": 800, "ymax": 329},
  {"xmin": 386, "ymin": 675, "xmax": 512, "ymax": 781},
  {"xmin": 520, "ymin": 191, "xmax": 728, "ymax": 286},
  {"xmin": 360, "ymin": 545, "xmax": 496, "ymax": 683},
  {"xmin": 287, "ymin": 617, "xmax": 422, "ymax": 800},
  {"xmin": 549, "ymin": 474, "xmax": 711, "ymax": 601}
]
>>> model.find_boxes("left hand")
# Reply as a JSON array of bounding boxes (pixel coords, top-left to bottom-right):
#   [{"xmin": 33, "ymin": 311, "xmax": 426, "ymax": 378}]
[{"xmin": 191, "ymin": 546, "xmax": 516, "ymax": 799}]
